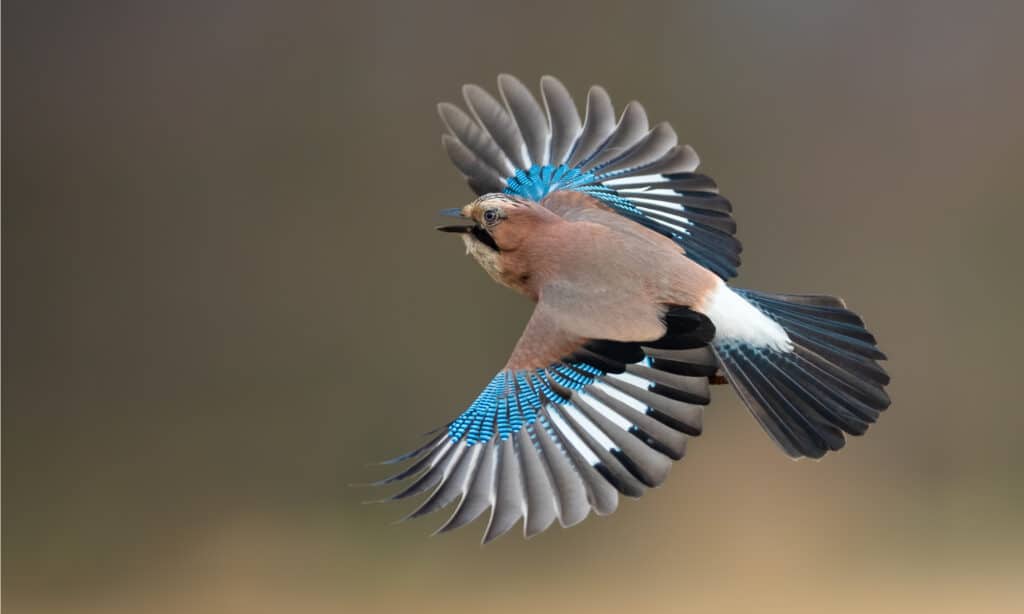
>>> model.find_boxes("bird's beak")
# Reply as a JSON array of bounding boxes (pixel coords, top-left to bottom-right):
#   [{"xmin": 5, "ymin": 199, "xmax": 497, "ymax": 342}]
[{"xmin": 436, "ymin": 208, "xmax": 474, "ymax": 233}]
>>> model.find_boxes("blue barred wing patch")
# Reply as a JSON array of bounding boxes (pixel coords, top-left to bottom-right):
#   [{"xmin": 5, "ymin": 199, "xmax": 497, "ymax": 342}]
[
  {"xmin": 504, "ymin": 165, "xmax": 596, "ymax": 201},
  {"xmin": 372, "ymin": 321, "xmax": 718, "ymax": 542},
  {"xmin": 448, "ymin": 366, "xmax": 594, "ymax": 445}
]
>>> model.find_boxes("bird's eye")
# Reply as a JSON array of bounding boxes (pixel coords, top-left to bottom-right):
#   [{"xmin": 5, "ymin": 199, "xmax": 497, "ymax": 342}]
[{"xmin": 482, "ymin": 208, "xmax": 501, "ymax": 226}]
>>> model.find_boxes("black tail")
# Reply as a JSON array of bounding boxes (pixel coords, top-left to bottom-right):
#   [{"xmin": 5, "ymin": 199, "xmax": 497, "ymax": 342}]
[{"xmin": 713, "ymin": 289, "xmax": 891, "ymax": 459}]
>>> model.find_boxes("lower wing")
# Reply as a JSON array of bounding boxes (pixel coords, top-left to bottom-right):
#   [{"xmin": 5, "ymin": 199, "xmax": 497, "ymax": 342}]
[{"xmin": 369, "ymin": 307, "xmax": 719, "ymax": 543}]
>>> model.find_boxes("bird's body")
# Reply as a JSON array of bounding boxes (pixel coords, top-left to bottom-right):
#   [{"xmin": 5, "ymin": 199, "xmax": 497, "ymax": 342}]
[
  {"xmin": 372, "ymin": 75, "xmax": 891, "ymax": 542},
  {"xmin": 466, "ymin": 194, "xmax": 718, "ymax": 352}
]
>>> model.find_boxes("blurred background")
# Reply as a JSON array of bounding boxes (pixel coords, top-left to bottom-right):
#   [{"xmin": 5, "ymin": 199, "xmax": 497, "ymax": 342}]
[{"xmin": 4, "ymin": 1, "xmax": 1023, "ymax": 612}]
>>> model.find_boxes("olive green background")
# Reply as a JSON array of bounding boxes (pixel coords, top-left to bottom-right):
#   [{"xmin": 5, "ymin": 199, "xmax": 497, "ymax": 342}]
[{"xmin": 4, "ymin": 1, "xmax": 1023, "ymax": 612}]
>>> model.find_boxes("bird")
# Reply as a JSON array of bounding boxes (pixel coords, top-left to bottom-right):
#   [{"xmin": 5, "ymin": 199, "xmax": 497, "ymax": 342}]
[{"xmin": 370, "ymin": 74, "xmax": 890, "ymax": 543}]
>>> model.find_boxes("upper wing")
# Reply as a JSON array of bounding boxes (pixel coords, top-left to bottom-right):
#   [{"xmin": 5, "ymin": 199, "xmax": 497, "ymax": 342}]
[
  {"xmin": 438, "ymin": 74, "xmax": 742, "ymax": 280},
  {"xmin": 371, "ymin": 302, "xmax": 719, "ymax": 543}
]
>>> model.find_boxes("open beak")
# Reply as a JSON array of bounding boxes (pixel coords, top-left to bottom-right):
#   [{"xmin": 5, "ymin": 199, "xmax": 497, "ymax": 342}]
[{"xmin": 435, "ymin": 207, "xmax": 474, "ymax": 233}]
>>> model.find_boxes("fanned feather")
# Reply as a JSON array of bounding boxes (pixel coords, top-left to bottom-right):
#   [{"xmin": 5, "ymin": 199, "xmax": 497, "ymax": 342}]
[
  {"xmin": 580, "ymin": 101, "xmax": 650, "ymax": 171},
  {"xmin": 531, "ymin": 422, "xmax": 590, "ymax": 527},
  {"xmin": 515, "ymin": 429, "xmax": 558, "ymax": 537},
  {"xmin": 568, "ymin": 86, "xmax": 617, "ymax": 167},
  {"xmin": 541, "ymin": 76, "xmax": 581, "ymax": 166},
  {"xmin": 403, "ymin": 444, "xmax": 471, "ymax": 519},
  {"xmin": 498, "ymin": 74, "xmax": 549, "ymax": 166},
  {"xmin": 713, "ymin": 289, "xmax": 890, "ymax": 459},
  {"xmin": 437, "ymin": 102, "xmax": 513, "ymax": 177},
  {"xmin": 595, "ymin": 122, "xmax": 678, "ymax": 177},
  {"xmin": 483, "ymin": 438, "xmax": 525, "ymax": 543},
  {"xmin": 573, "ymin": 392, "xmax": 673, "ymax": 487},
  {"xmin": 435, "ymin": 441, "xmax": 495, "ymax": 534},
  {"xmin": 463, "ymin": 84, "xmax": 529, "ymax": 171}
]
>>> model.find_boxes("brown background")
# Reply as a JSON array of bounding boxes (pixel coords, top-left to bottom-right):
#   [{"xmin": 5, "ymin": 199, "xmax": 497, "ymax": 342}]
[{"xmin": 4, "ymin": 1, "xmax": 1023, "ymax": 612}]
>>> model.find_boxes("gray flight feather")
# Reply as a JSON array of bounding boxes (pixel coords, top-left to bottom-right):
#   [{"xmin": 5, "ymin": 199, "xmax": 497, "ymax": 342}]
[
  {"xmin": 604, "ymin": 378, "xmax": 704, "ymax": 436},
  {"xmin": 580, "ymin": 101, "xmax": 650, "ymax": 172},
  {"xmin": 572, "ymin": 393, "xmax": 673, "ymax": 488},
  {"xmin": 599, "ymin": 144, "xmax": 700, "ymax": 181},
  {"xmin": 568, "ymin": 86, "xmax": 617, "ymax": 168},
  {"xmin": 441, "ymin": 134, "xmax": 507, "ymax": 194},
  {"xmin": 556, "ymin": 404, "xmax": 646, "ymax": 497},
  {"xmin": 531, "ymin": 422, "xmax": 591, "ymax": 528},
  {"xmin": 573, "ymin": 455, "xmax": 619, "ymax": 516},
  {"xmin": 388, "ymin": 441, "xmax": 458, "ymax": 500},
  {"xmin": 402, "ymin": 444, "xmax": 472, "ymax": 520},
  {"xmin": 370, "ymin": 437, "xmax": 449, "ymax": 486},
  {"xmin": 544, "ymin": 406, "xmax": 619, "ymax": 514},
  {"xmin": 514, "ymin": 429, "xmax": 558, "ymax": 538},
  {"xmin": 618, "ymin": 190, "xmax": 733, "ymax": 214},
  {"xmin": 606, "ymin": 173, "xmax": 719, "ymax": 193},
  {"xmin": 643, "ymin": 346, "xmax": 717, "ymax": 366},
  {"xmin": 627, "ymin": 364, "xmax": 712, "ymax": 403},
  {"xmin": 438, "ymin": 102, "xmax": 514, "ymax": 178},
  {"xmin": 435, "ymin": 440, "xmax": 495, "ymax": 534},
  {"xmin": 483, "ymin": 438, "xmax": 525, "ymax": 543},
  {"xmin": 642, "ymin": 207, "xmax": 737, "ymax": 234},
  {"xmin": 497, "ymin": 74, "xmax": 549, "ymax": 166},
  {"xmin": 594, "ymin": 122, "xmax": 679, "ymax": 177},
  {"xmin": 463, "ymin": 84, "xmax": 530, "ymax": 171},
  {"xmin": 540, "ymin": 75, "xmax": 581, "ymax": 166},
  {"xmin": 584, "ymin": 386, "xmax": 690, "ymax": 460}
]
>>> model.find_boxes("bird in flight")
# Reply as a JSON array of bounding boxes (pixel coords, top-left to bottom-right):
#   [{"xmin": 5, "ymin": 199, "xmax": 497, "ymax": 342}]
[{"xmin": 371, "ymin": 75, "xmax": 890, "ymax": 542}]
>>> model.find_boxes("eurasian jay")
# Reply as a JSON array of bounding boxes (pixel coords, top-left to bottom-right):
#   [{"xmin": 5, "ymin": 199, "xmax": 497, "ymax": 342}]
[{"xmin": 372, "ymin": 75, "xmax": 890, "ymax": 543}]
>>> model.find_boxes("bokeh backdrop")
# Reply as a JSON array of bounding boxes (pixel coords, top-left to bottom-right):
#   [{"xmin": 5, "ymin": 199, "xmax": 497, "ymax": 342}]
[{"xmin": 5, "ymin": 1, "xmax": 1023, "ymax": 612}]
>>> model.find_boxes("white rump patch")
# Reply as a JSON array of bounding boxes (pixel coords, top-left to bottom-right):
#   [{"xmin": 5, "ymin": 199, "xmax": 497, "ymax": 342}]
[{"xmin": 703, "ymin": 280, "xmax": 793, "ymax": 352}]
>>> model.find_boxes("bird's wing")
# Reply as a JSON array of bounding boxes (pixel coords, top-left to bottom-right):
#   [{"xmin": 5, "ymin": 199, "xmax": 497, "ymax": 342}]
[
  {"xmin": 439, "ymin": 74, "xmax": 741, "ymax": 280},
  {"xmin": 371, "ymin": 300, "xmax": 720, "ymax": 543}
]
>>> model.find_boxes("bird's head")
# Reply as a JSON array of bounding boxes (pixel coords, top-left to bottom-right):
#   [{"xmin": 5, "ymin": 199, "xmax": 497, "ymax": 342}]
[{"xmin": 436, "ymin": 193, "xmax": 558, "ymax": 293}]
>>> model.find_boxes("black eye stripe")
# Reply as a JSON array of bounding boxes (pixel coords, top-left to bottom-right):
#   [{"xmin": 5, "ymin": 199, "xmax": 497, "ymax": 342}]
[{"xmin": 471, "ymin": 225, "xmax": 500, "ymax": 251}]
